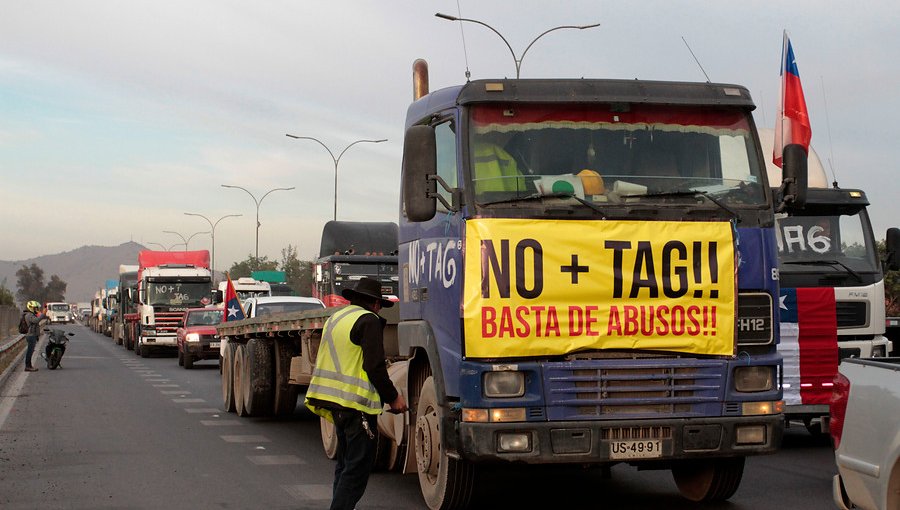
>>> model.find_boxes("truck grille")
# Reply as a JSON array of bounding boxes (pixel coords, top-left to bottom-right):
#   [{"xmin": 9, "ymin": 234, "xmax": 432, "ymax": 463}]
[
  {"xmin": 737, "ymin": 292, "xmax": 773, "ymax": 346},
  {"xmin": 836, "ymin": 301, "xmax": 867, "ymax": 329},
  {"xmin": 545, "ymin": 359, "xmax": 725, "ymax": 420},
  {"xmin": 153, "ymin": 311, "xmax": 184, "ymax": 335}
]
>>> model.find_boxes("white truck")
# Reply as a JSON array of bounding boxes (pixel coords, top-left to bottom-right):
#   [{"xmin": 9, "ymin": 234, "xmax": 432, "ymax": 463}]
[
  {"xmin": 831, "ymin": 356, "xmax": 900, "ymax": 510},
  {"xmin": 760, "ymin": 128, "xmax": 895, "ymax": 434},
  {"xmin": 46, "ymin": 302, "xmax": 72, "ymax": 324},
  {"xmin": 216, "ymin": 277, "xmax": 271, "ymax": 304},
  {"xmin": 134, "ymin": 250, "xmax": 213, "ymax": 357}
]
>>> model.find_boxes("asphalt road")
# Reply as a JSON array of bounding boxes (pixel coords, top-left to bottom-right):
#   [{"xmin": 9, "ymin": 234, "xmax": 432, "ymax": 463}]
[{"xmin": 0, "ymin": 324, "xmax": 838, "ymax": 510}]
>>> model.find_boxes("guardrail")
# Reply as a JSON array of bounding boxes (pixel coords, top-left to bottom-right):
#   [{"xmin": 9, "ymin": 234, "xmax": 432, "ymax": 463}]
[{"xmin": 0, "ymin": 306, "xmax": 25, "ymax": 384}]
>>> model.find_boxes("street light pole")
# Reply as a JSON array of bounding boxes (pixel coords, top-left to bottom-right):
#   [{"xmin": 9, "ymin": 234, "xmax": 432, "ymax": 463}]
[
  {"xmin": 220, "ymin": 185, "xmax": 295, "ymax": 261},
  {"xmin": 284, "ymin": 135, "xmax": 387, "ymax": 221},
  {"xmin": 145, "ymin": 242, "xmax": 178, "ymax": 251},
  {"xmin": 435, "ymin": 13, "xmax": 600, "ymax": 79},
  {"xmin": 162, "ymin": 230, "xmax": 209, "ymax": 250},
  {"xmin": 184, "ymin": 212, "xmax": 242, "ymax": 276}
]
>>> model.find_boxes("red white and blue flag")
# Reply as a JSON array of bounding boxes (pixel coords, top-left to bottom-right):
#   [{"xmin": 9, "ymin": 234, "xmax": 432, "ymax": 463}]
[
  {"xmin": 224, "ymin": 273, "xmax": 245, "ymax": 322},
  {"xmin": 779, "ymin": 287, "xmax": 838, "ymax": 405},
  {"xmin": 773, "ymin": 31, "xmax": 812, "ymax": 168}
]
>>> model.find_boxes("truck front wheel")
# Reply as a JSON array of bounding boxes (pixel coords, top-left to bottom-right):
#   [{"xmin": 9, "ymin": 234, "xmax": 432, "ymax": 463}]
[
  {"xmin": 222, "ymin": 342, "xmax": 236, "ymax": 412},
  {"xmin": 320, "ymin": 417, "xmax": 338, "ymax": 459},
  {"xmin": 415, "ymin": 376, "xmax": 475, "ymax": 510},
  {"xmin": 672, "ymin": 456, "xmax": 745, "ymax": 502}
]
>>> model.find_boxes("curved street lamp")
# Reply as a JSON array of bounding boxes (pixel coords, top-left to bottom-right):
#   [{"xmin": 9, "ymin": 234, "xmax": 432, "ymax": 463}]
[
  {"xmin": 220, "ymin": 185, "xmax": 295, "ymax": 260},
  {"xmin": 145, "ymin": 242, "xmax": 179, "ymax": 251},
  {"xmin": 162, "ymin": 230, "xmax": 210, "ymax": 250},
  {"xmin": 435, "ymin": 13, "xmax": 601, "ymax": 79},
  {"xmin": 284, "ymin": 134, "xmax": 387, "ymax": 221},
  {"xmin": 184, "ymin": 212, "xmax": 242, "ymax": 276}
]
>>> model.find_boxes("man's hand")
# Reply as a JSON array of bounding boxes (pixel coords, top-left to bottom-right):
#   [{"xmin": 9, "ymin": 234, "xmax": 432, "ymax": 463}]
[{"xmin": 388, "ymin": 394, "xmax": 408, "ymax": 414}]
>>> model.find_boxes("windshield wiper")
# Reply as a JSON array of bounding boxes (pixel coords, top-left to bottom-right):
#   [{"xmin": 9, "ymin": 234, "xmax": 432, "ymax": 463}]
[
  {"xmin": 782, "ymin": 260, "xmax": 862, "ymax": 282},
  {"xmin": 479, "ymin": 192, "xmax": 606, "ymax": 215},
  {"xmin": 620, "ymin": 190, "xmax": 740, "ymax": 222}
]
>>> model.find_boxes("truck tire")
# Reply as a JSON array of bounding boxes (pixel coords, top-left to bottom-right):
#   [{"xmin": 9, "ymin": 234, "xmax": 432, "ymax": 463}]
[
  {"xmin": 135, "ymin": 338, "xmax": 143, "ymax": 357},
  {"xmin": 222, "ymin": 342, "xmax": 237, "ymax": 413},
  {"xmin": 672, "ymin": 457, "xmax": 745, "ymax": 502},
  {"xmin": 416, "ymin": 375, "xmax": 475, "ymax": 510},
  {"xmin": 234, "ymin": 344, "xmax": 248, "ymax": 417},
  {"xmin": 273, "ymin": 341, "xmax": 299, "ymax": 417},
  {"xmin": 242, "ymin": 339, "xmax": 273, "ymax": 416},
  {"xmin": 320, "ymin": 416, "xmax": 338, "ymax": 459}
]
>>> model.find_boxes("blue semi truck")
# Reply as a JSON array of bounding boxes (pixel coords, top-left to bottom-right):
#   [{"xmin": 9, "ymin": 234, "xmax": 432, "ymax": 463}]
[{"xmin": 217, "ymin": 60, "xmax": 808, "ymax": 508}]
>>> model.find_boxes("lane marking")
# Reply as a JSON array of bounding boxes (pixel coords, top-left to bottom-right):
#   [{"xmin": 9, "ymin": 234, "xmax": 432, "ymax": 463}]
[
  {"xmin": 146, "ymin": 379, "xmax": 170, "ymax": 383},
  {"xmin": 184, "ymin": 408, "xmax": 221, "ymax": 413},
  {"xmin": 200, "ymin": 420, "xmax": 242, "ymax": 426},
  {"xmin": 220, "ymin": 435, "xmax": 271, "ymax": 443},
  {"xmin": 153, "ymin": 384, "xmax": 180, "ymax": 388},
  {"xmin": 283, "ymin": 485, "xmax": 332, "ymax": 501},
  {"xmin": 172, "ymin": 398, "xmax": 205, "ymax": 403},
  {"xmin": 160, "ymin": 390, "xmax": 191, "ymax": 395},
  {"xmin": 247, "ymin": 455, "xmax": 305, "ymax": 465},
  {"xmin": 0, "ymin": 371, "xmax": 29, "ymax": 431}
]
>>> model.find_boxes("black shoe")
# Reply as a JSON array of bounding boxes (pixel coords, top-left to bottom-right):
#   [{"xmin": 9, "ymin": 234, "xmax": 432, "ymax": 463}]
[{"xmin": 25, "ymin": 367, "xmax": 38, "ymax": 372}]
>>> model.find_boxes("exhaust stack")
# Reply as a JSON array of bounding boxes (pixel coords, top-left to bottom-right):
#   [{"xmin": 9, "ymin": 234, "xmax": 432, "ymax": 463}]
[{"xmin": 413, "ymin": 59, "xmax": 429, "ymax": 100}]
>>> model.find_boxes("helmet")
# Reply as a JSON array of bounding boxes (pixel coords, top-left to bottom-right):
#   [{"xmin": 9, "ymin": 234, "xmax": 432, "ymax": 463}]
[
  {"xmin": 577, "ymin": 169, "xmax": 605, "ymax": 195},
  {"xmin": 26, "ymin": 300, "xmax": 41, "ymax": 312}
]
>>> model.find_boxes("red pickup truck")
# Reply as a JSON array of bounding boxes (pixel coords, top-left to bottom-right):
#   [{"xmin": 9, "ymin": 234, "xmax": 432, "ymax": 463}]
[{"xmin": 176, "ymin": 308, "xmax": 224, "ymax": 369}]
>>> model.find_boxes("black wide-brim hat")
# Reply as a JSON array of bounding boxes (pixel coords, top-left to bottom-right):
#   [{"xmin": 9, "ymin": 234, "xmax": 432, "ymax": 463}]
[{"xmin": 341, "ymin": 277, "xmax": 394, "ymax": 308}]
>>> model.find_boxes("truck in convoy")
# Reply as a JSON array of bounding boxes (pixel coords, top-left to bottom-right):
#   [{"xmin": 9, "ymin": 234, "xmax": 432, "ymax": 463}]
[
  {"xmin": 89, "ymin": 291, "xmax": 102, "ymax": 332},
  {"xmin": 134, "ymin": 250, "xmax": 212, "ymax": 357},
  {"xmin": 313, "ymin": 220, "xmax": 399, "ymax": 306},
  {"xmin": 830, "ymin": 356, "xmax": 900, "ymax": 510},
  {"xmin": 102, "ymin": 279, "xmax": 118, "ymax": 337},
  {"xmin": 46, "ymin": 302, "xmax": 73, "ymax": 324},
  {"xmin": 217, "ymin": 61, "xmax": 810, "ymax": 507},
  {"xmin": 251, "ymin": 270, "xmax": 296, "ymax": 296},
  {"xmin": 215, "ymin": 276, "xmax": 271, "ymax": 304},
  {"xmin": 114, "ymin": 264, "xmax": 139, "ymax": 348},
  {"xmin": 759, "ymin": 128, "xmax": 898, "ymax": 435}
]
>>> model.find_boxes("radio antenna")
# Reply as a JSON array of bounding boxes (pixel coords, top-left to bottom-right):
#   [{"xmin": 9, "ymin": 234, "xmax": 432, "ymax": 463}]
[
  {"xmin": 820, "ymin": 75, "xmax": 839, "ymax": 188},
  {"xmin": 681, "ymin": 36, "xmax": 711, "ymax": 83},
  {"xmin": 454, "ymin": 0, "xmax": 472, "ymax": 81}
]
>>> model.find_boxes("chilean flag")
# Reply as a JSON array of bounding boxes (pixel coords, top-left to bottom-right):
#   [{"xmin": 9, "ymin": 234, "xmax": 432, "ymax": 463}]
[
  {"xmin": 773, "ymin": 31, "xmax": 812, "ymax": 168},
  {"xmin": 779, "ymin": 287, "xmax": 838, "ymax": 405},
  {"xmin": 224, "ymin": 273, "xmax": 245, "ymax": 322}
]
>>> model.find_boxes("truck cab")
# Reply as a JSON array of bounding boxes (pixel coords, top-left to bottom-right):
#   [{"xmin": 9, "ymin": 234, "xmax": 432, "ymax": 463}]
[
  {"xmin": 313, "ymin": 221, "xmax": 399, "ymax": 306},
  {"xmin": 46, "ymin": 302, "xmax": 72, "ymax": 324},
  {"xmin": 397, "ymin": 69, "xmax": 805, "ymax": 506}
]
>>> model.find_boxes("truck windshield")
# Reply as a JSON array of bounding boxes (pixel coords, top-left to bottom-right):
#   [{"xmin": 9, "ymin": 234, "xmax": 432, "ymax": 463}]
[
  {"xmin": 469, "ymin": 103, "xmax": 766, "ymax": 209},
  {"xmin": 49, "ymin": 304, "xmax": 68, "ymax": 312},
  {"xmin": 333, "ymin": 262, "xmax": 399, "ymax": 297},
  {"xmin": 776, "ymin": 211, "xmax": 880, "ymax": 273},
  {"xmin": 146, "ymin": 282, "xmax": 211, "ymax": 307}
]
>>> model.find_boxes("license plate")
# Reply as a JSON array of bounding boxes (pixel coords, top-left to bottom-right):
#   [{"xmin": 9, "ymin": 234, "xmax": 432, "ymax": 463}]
[
  {"xmin": 609, "ymin": 439, "xmax": 663, "ymax": 460},
  {"xmin": 210, "ymin": 342, "xmax": 220, "ymax": 348}
]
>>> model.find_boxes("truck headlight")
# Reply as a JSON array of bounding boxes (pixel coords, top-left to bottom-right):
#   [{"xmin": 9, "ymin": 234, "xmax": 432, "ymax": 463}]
[
  {"xmin": 185, "ymin": 333, "xmax": 200, "ymax": 343},
  {"xmin": 483, "ymin": 371, "xmax": 525, "ymax": 398},
  {"xmin": 734, "ymin": 366, "xmax": 774, "ymax": 392}
]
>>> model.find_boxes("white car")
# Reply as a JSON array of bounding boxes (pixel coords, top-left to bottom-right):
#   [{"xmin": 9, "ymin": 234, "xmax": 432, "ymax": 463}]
[{"xmin": 220, "ymin": 296, "xmax": 326, "ymax": 360}]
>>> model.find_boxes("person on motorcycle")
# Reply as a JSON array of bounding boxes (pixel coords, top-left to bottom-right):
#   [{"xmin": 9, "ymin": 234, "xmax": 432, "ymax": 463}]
[{"xmin": 23, "ymin": 300, "xmax": 45, "ymax": 372}]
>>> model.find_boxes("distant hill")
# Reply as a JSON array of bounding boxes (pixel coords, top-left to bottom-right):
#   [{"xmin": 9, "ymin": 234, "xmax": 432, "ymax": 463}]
[{"xmin": 0, "ymin": 242, "xmax": 146, "ymax": 304}]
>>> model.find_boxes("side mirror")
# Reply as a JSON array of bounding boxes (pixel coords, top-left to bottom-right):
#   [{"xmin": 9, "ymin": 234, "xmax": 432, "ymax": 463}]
[
  {"xmin": 402, "ymin": 124, "xmax": 437, "ymax": 222},
  {"xmin": 779, "ymin": 144, "xmax": 808, "ymax": 212},
  {"xmin": 886, "ymin": 228, "xmax": 900, "ymax": 271}
]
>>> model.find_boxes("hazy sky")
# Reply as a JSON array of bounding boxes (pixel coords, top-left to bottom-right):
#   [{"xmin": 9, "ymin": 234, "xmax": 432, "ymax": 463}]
[{"xmin": 2, "ymin": 1, "xmax": 898, "ymax": 271}]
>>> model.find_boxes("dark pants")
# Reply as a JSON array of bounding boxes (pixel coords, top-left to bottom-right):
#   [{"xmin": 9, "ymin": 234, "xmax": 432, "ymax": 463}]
[
  {"xmin": 330, "ymin": 408, "xmax": 378, "ymax": 510},
  {"xmin": 24, "ymin": 335, "xmax": 38, "ymax": 368}
]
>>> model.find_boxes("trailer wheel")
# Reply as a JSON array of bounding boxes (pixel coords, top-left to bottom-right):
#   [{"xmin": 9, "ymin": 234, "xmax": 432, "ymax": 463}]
[
  {"xmin": 234, "ymin": 344, "xmax": 248, "ymax": 417},
  {"xmin": 672, "ymin": 457, "xmax": 745, "ymax": 502},
  {"xmin": 320, "ymin": 416, "xmax": 338, "ymax": 459},
  {"xmin": 273, "ymin": 341, "xmax": 299, "ymax": 417},
  {"xmin": 242, "ymin": 339, "xmax": 273, "ymax": 416},
  {"xmin": 416, "ymin": 376, "xmax": 475, "ymax": 510},
  {"xmin": 222, "ymin": 342, "xmax": 236, "ymax": 413}
]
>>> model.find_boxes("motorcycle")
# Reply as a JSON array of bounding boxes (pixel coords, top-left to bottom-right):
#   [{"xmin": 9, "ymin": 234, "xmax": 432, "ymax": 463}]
[{"xmin": 42, "ymin": 328, "xmax": 74, "ymax": 370}]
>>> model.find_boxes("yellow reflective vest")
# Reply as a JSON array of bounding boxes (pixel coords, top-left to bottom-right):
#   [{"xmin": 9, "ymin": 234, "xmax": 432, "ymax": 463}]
[
  {"xmin": 473, "ymin": 143, "xmax": 525, "ymax": 194},
  {"xmin": 305, "ymin": 305, "xmax": 383, "ymax": 422}
]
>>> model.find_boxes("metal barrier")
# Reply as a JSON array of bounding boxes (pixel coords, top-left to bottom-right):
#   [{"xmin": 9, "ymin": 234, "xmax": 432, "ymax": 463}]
[{"xmin": 0, "ymin": 306, "xmax": 26, "ymax": 383}]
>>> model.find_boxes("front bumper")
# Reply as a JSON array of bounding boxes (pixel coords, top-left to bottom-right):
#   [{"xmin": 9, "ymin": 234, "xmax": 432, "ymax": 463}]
[
  {"xmin": 184, "ymin": 342, "xmax": 220, "ymax": 360},
  {"xmin": 141, "ymin": 335, "xmax": 177, "ymax": 347},
  {"xmin": 458, "ymin": 415, "xmax": 783, "ymax": 464}
]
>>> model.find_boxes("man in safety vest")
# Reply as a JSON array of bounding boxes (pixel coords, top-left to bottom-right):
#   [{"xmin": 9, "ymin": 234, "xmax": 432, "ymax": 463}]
[{"xmin": 305, "ymin": 277, "xmax": 407, "ymax": 510}]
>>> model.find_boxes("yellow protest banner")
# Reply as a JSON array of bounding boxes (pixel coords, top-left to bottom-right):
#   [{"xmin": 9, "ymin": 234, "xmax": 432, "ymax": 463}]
[{"xmin": 463, "ymin": 219, "xmax": 736, "ymax": 358}]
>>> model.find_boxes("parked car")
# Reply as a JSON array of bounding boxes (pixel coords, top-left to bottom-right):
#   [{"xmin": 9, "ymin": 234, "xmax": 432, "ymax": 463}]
[{"xmin": 176, "ymin": 308, "xmax": 224, "ymax": 369}]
